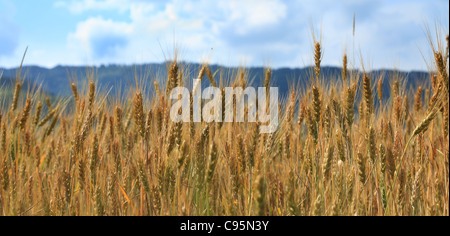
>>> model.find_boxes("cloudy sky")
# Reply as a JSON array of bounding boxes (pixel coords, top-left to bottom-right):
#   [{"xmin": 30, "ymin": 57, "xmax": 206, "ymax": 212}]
[{"xmin": 0, "ymin": 0, "xmax": 448, "ymax": 71}]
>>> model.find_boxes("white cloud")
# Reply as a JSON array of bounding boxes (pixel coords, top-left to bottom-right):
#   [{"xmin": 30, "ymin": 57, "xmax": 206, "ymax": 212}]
[
  {"xmin": 219, "ymin": 0, "xmax": 287, "ymax": 34},
  {"xmin": 61, "ymin": 0, "xmax": 448, "ymax": 70},
  {"xmin": 68, "ymin": 17, "xmax": 133, "ymax": 59},
  {"xmin": 65, "ymin": 0, "xmax": 293, "ymax": 66}
]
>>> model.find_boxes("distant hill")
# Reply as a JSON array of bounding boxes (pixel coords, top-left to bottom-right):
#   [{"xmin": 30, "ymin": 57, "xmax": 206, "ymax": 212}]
[{"xmin": 1, "ymin": 63, "xmax": 430, "ymax": 102}]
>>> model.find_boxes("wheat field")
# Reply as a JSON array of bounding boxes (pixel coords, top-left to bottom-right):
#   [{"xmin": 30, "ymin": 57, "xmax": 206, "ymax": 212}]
[{"xmin": 0, "ymin": 28, "xmax": 448, "ymax": 216}]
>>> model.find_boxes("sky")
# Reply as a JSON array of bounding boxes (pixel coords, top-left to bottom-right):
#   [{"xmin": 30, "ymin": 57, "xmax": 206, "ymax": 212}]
[{"xmin": 0, "ymin": 0, "xmax": 448, "ymax": 71}]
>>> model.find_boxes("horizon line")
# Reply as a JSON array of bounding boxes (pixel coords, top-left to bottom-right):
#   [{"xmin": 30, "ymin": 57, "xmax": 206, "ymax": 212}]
[{"xmin": 0, "ymin": 61, "xmax": 431, "ymax": 74}]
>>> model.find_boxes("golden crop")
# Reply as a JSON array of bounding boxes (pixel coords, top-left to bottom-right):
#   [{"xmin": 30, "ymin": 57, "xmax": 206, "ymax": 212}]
[{"xmin": 0, "ymin": 28, "xmax": 448, "ymax": 216}]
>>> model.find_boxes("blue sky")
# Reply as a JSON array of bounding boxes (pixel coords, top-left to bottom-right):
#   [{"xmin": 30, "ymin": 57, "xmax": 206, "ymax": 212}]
[{"xmin": 0, "ymin": 0, "xmax": 448, "ymax": 71}]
